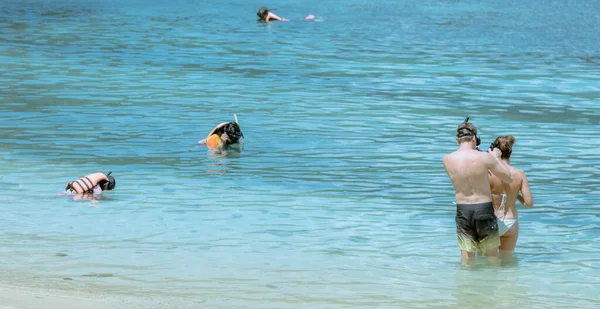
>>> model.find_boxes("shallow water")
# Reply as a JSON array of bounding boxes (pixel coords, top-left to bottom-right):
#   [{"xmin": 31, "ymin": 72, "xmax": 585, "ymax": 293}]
[{"xmin": 1, "ymin": 0, "xmax": 599, "ymax": 308}]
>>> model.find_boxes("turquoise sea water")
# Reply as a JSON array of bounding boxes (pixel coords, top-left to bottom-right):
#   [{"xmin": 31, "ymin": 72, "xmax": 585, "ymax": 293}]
[{"xmin": 1, "ymin": 0, "xmax": 600, "ymax": 308}]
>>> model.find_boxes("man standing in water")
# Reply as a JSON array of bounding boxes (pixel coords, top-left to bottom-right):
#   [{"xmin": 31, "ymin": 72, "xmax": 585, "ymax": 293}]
[{"xmin": 442, "ymin": 118, "xmax": 512, "ymax": 263}]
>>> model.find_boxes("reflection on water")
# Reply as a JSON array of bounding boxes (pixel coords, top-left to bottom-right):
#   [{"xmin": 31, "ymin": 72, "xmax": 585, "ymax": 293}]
[
  {"xmin": 455, "ymin": 262, "xmax": 532, "ymax": 309},
  {"xmin": 208, "ymin": 144, "xmax": 244, "ymax": 158}
]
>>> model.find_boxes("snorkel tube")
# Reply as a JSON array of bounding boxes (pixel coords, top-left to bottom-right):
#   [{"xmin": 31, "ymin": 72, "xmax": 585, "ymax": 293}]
[{"xmin": 458, "ymin": 116, "xmax": 484, "ymax": 151}]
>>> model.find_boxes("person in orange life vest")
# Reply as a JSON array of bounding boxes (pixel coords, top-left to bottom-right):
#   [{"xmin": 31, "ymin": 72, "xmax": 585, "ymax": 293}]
[
  {"xmin": 65, "ymin": 172, "xmax": 116, "ymax": 195},
  {"xmin": 198, "ymin": 122, "xmax": 244, "ymax": 149}
]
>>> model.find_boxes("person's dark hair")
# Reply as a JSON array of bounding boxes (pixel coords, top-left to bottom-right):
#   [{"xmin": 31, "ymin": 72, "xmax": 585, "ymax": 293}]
[
  {"xmin": 257, "ymin": 7, "xmax": 269, "ymax": 20},
  {"xmin": 491, "ymin": 135, "xmax": 515, "ymax": 160},
  {"xmin": 99, "ymin": 172, "xmax": 116, "ymax": 191},
  {"xmin": 456, "ymin": 117, "xmax": 479, "ymax": 144},
  {"xmin": 222, "ymin": 122, "xmax": 244, "ymax": 145}
]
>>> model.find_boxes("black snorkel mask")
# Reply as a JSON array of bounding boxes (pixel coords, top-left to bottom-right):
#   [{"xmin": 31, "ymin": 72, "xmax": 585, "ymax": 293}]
[
  {"xmin": 224, "ymin": 122, "xmax": 244, "ymax": 143},
  {"xmin": 489, "ymin": 141, "xmax": 506, "ymax": 157},
  {"xmin": 457, "ymin": 117, "xmax": 481, "ymax": 147},
  {"xmin": 99, "ymin": 171, "xmax": 116, "ymax": 191}
]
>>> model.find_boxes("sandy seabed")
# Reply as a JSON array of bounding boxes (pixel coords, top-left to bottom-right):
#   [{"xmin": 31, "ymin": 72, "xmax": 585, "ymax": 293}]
[{"xmin": 0, "ymin": 285, "xmax": 212, "ymax": 309}]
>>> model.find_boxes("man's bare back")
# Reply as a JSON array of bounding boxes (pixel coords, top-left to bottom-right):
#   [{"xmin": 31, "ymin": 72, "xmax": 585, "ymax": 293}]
[
  {"xmin": 443, "ymin": 146, "xmax": 510, "ymax": 204},
  {"xmin": 442, "ymin": 119, "xmax": 512, "ymax": 261}
]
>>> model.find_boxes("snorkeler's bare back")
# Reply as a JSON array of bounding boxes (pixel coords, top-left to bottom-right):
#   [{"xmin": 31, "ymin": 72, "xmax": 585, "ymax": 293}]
[
  {"xmin": 443, "ymin": 149, "xmax": 496, "ymax": 204},
  {"xmin": 490, "ymin": 166, "xmax": 532, "ymax": 218}
]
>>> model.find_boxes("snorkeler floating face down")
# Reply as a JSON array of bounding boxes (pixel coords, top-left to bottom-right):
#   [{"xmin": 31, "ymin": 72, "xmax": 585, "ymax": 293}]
[
  {"xmin": 99, "ymin": 172, "xmax": 116, "ymax": 191},
  {"xmin": 65, "ymin": 172, "xmax": 116, "ymax": 195},
  {"xmin": 220, "ymin": 122, "xmax": 244, "ymax": 145},
  {"xmin": 257, "ymin": 7, "xmax": 282, "ymax": 22},
  {"xmin": 200, "ymin": 121, "xmax": 244, "ymax": 149},
  {"xmin": 257, "ymin": 7, "xmax": 269, "ymax": 20},
  {"xmin": 256, "ymin": 7, "xmax": 314, "ymax": 22}
]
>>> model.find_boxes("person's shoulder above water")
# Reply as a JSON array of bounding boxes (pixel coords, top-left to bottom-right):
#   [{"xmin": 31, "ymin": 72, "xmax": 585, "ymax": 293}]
[
  {"xmin": 443, "ymin": 116, "xmax": 511, "ymax": 192},
  {"xmin": 257, "ymin": 7, "xmax": 286, "ymax": 22},
  {"xmin": 65, "ymin": 171, "xmax": 116, "ymax": 195}
]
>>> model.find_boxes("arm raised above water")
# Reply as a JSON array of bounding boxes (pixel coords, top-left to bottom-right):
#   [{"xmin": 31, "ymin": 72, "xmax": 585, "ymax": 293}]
[
  {"xmin": 266, "ymin": 12, "xmax": 287, "ymax": 21},
  {"xmin": 487, "ymin": 148, "xmax": 511, "ymax": 183}
]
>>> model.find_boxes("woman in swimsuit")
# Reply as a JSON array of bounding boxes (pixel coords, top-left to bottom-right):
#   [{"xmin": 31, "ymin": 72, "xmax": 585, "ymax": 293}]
[{"xmin": 488, "ymin": 136, "xmax": 534, "ymax": 259}]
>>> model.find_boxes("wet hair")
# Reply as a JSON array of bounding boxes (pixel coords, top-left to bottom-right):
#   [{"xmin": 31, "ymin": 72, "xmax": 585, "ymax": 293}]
[
  {"xmin": 257, "ymin": 7, "xmax": 269, "ymax": 20},
  {"xmin": 456, "ymin": 118, "xmax": 479, "ymax": 144},
  {"xmin": 99, "ymin": 172, "xmax": 116, "ymax": 191},
  {"xmin": 491, "ymin": 135, "xmax": 515, "ymax": 160},
  {"xmin": 221, "ymin": 122, "xmax": 244, "ymax": 145}
]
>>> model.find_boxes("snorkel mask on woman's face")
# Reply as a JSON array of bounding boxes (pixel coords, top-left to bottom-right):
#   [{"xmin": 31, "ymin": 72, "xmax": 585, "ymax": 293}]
[{"xmin": 99, "ymin": 172, "xmax": 116, "ymax": 191}]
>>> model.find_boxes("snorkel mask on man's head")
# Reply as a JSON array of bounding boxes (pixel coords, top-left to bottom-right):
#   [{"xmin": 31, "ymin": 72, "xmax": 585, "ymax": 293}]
[
  {"xmin": 456, "ymin": 117, "xmax": 481, "ymax": 147},
  {"xmin": 99, "ymin": 172, "xmax": 116, "ymax": 191}
]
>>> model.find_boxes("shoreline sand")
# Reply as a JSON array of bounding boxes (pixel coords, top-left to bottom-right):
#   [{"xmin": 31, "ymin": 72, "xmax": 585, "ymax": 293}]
[
  {"xmin": 0, "ymin": 285, "xmax": 214, "ymax": 309},
  {"xmin": 0, "ymin": 288, "xmax": 111, "ymax": 309}
]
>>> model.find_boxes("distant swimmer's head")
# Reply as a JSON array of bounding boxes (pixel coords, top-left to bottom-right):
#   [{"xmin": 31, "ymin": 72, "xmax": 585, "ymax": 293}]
[
  {"xmin": 456, "ymin": 117, "xmax": 480, "ymax": 147},
  {"xmin": 222, "ymin": 121, "xmax": 244, "ymax": 145},
  {"xmin": 99, "ymin": 172, "xmax": 116, "ymax": 191},
  {"xmin": 257, "ymin": 7, "xmax": 270, "ymax": 21},
  {"xmin": 490, "ymin": 135, "xmax": 515, "ymax": 160}
]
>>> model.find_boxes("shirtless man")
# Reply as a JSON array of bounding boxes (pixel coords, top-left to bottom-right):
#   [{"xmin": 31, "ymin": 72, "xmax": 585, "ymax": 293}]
[
  {"xmin": 488, "ymin": 135, "xmax": 533, "ymax": 260},
  {"xmin": 442, "ymin": 118, "xmax": 512, "ymax": 262}
]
